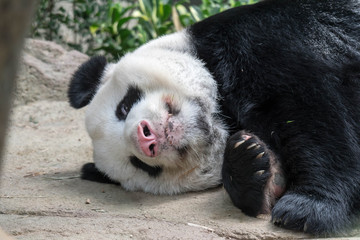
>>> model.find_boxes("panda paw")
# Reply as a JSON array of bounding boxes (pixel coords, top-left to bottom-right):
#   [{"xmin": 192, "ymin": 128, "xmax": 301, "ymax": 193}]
[
  {"xmin": 272, "ymin": 191, "xmax": 349, "ymax": 235},
  {"xmin": 222, "ymin": 130, "xmax": 285, "ymax": 216}
]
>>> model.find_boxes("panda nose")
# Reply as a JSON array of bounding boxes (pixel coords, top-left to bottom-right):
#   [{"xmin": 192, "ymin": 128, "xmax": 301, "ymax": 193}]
[{"xmin": 137, "ymin": 120, "xmax": 158, "ymax": 157}]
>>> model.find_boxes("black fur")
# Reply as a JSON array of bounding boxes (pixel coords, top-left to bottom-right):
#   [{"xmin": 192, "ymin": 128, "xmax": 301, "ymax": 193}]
[
  {"xmin": 190, "ymin": 0, "xmax": 360, "ymax": 235},
  {"xmin": 81, "ymin": 163, "xmax": 120, "ymax": 185},
  {"xmin": 115, "ymin": 86, "xmax": 143, "ymax": 121},
  {"xmin": 68, "ymin": 56, "xmax": 107, "ymax": 108},
  {"xmin": 81, "ymin": 158, "xmax": 162, "ymax": 185},
  {"xmin": 130, "ymin": 156, "xmax": 163, "ymax": 177}
]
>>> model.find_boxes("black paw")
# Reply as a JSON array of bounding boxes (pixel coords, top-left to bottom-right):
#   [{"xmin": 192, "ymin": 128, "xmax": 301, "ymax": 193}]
[
  {"xmin": 222, "ymin": 131, "xmax": 275, "ymax": 216},
  {"xmin": 81, "ymin": 163, "xmax": 120, "ymax": 185},
  {"xmin": 272, "ymin": 191, "xmax": 350, "ymax": 235}
]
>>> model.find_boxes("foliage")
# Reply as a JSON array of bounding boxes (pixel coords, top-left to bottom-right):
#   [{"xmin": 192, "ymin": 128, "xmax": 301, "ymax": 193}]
[
  {"xmin": 30, "ymin": 0, "xmax": 70, "ymax": 42},
  {"xmin": 133, "ymin": 0, "xmax": 174, "ymax": 41},
  {"xmin": 70, "ymin": 0, "xmax": 110, "ymax": 53},
  {"xmin": 30, "ymin": 0, "xmax": 259, "ymax": 60},
  {"xmin": 87, "ymin": 2, "xmax": 137, "ymax": 58},
  {"xmin": 177, "ymin": 0, "xmax": 258, "ymax": 26}
]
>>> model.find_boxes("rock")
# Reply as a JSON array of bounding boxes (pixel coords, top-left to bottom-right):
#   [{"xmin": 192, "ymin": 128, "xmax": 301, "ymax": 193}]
[{"xmin": 14, "ymin": 39, "xmax": 88, "ymax": 106}]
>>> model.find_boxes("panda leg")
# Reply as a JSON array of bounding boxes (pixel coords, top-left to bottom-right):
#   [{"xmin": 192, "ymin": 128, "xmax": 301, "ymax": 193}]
[
  {"xmin": 222, "ymin": 130, "xmax": 285, "ymax": 216},
  {"xmin": 270, "ymin": 138, "xmax": 357, "ymax": 235}
]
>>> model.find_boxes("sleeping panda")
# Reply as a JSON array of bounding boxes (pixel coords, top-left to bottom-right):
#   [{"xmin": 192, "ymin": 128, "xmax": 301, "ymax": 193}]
[
  {"xmin": 69, "ymin": 38, "xmax": 229, "ymax": 194},
  {"xmin": 68, "ymin": 0, "xmax": 360, "ymax": 235}
]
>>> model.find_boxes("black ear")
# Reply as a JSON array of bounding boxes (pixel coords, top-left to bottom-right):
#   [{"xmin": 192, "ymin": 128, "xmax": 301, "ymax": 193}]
[{"xmin": 68, "ymin": 56, "xmax": 107, "ymax": 109}]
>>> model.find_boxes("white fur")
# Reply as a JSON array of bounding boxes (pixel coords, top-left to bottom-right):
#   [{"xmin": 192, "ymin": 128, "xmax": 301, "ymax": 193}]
[{"xmin": 85, "ymin": 30, "xmax": 228, "ymax": 194}]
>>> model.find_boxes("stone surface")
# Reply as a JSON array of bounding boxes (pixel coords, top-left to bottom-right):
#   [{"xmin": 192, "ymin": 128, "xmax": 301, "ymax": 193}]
[{"xmin": 14, "ymin": 39, "xmax": 88, "ymax": 106}]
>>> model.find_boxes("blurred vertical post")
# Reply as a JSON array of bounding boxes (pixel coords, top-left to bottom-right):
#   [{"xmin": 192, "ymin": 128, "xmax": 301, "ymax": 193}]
[
  {"xmin": 0, "ymin": 0, "xmax": 37, "ymax": 239},
  {"xmin": 0, "ymin": 0, "xmax": 37, "ymax": 171}
]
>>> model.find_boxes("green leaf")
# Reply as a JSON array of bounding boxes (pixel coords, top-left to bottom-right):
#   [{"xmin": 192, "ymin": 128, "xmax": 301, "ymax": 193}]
[
  {"xmin": 89, "ymin": 24, "xmax": 99, "ymax": 35},
  {"xmin": 175, "ymin": 0, "xmax": 190, "ymax": 5},
  {"xmin": 119, "ymin": 5, "xmax": 137, "ymax": 18},
  {"xmin": 159, "ymin": 4, "xmax": 172, "ymax": 22},
  {"xmin": 139, "ymin": 0, "xmax": 153, "ymax": 18},
  {"xmin": 209, "ymin": 5, "xmax": 222, "ymax": 16},
  {"xmin": 112, "ymin": 22, "xmax": 118, "ymax": 34},
  {"xmin": 117, "ymin": 16, "xmax": 134, "ymax": 28},
  {"xmin": 118, "ymin": 28, "xmax": 132, "ymax": 40},
  {"xmin": 189, "ymin": 6, "xmax": 203, "ymax": 22},
  {"xmin": 175, "ymin": 4, "xmax": 188, "ymax": 15},
  {"xmin": 110, "ymin": 5, "xmax": 121, "ymax": 23},
  {"xmin": 132, "ymin": 9, "xmax": 149, "ymax": 21},
  {"xmin": 151, "ymin": 0, "xmax": 159, "ymax": 26}
]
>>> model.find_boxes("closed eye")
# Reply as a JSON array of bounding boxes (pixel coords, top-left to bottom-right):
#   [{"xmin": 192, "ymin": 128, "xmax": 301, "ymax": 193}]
[
  {"xmin": 165, "ymin": 98, "xmax": 180, "ymax": 116},
  {"xmin": 115, "ymin": 86, "xmax": 143, "ymax": 121}
]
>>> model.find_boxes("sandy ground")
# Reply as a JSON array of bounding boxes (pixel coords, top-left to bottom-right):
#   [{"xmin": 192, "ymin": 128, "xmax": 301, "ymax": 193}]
[
  {"xmin": 0, "ymin": 101, "xmax": 310, "ymax": 240},
  {"xmin": 0, "ymin": 101, "xmax": 360, "ymax": 240},
  {"xmin": 1, "ymin": 104, "xmax": 360, "ymax": 240}
]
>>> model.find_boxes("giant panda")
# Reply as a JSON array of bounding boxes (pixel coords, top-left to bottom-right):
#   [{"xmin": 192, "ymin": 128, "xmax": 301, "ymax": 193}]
[{"xmin": 68, "ymin": 0, "xmax": 360, "ymax": 235}]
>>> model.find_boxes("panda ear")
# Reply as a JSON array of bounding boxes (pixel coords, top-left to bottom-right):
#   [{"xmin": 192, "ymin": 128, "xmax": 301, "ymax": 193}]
[{"xmin": 68, "ymin": 55, "xmax": 107, "ymax": 109}]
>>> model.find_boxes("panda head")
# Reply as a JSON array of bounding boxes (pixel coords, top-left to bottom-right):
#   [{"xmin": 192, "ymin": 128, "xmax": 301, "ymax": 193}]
[{"xmin": 68, "ymin": 32, "xmax": 228, "ymax": 194}]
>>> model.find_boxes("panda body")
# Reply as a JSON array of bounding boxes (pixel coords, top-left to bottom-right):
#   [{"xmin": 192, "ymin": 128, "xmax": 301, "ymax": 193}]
[{"xmin": 69, "ymin": 0, "xmax": 360, "ymax": 235}]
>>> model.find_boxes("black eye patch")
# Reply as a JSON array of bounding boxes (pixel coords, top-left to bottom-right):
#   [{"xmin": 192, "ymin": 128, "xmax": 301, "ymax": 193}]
[{"xmin": 115, "ymin": 86, "xmax": 143, "ymax": 121}]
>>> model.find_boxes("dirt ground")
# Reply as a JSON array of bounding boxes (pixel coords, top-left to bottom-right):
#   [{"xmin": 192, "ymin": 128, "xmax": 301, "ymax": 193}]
[{"xmin": 1, "ymin": 41, "xmax": 360, "ymax": 239}]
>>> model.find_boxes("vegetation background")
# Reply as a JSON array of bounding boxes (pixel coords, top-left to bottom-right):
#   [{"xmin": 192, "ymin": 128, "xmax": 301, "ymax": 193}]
[{"xmin": 30, "ymin": 0, "xmax": 258, "ymax": 60}]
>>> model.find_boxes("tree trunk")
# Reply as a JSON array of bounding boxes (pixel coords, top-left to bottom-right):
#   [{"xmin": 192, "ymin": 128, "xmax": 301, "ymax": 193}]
[
  {"xmin": 0, "ymin": 1, "xmax": 37, "ymax": 238},
  {"xmin": 0, "ymin": 0, "xmax": 37, "ymax": 181}
]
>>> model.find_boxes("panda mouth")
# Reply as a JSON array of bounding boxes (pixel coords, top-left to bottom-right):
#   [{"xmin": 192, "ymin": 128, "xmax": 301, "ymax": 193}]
[{"xmin": 129, "ymin": 156, "xmax": 162, "ymax": 177}]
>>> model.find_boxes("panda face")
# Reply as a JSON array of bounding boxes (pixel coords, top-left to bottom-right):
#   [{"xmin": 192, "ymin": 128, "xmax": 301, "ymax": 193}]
[
  {"xmin": 123, "ymin": 90, "xmax": 211, "ymax": 168},
  {"xmin": 69, "ymin": 31, "xmax": 228, "ymax": 194}
]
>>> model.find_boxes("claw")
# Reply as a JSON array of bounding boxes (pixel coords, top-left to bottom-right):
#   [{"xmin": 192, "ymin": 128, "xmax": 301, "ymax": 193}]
[
  {"xmin": 256, "ymin": 152, "xmax": 265, "ymax": 159},
  {"xmin": 283, "ymin": 218, "xmax": 288, "ymax": 226},
  {"xmin": 255, "ymin": 170, "xmax": 265, "ymax": 176},
  {"xmin": 272, "ymin": 218, "xmax": 282, "ymax": 224},
  {"xmin": 246, "ymin": 143, "xmax": 257, "ymax": 150},
  {"xmin": 234, "ymin": 140, "xmax": 245, "ymax": 149},
  {"xmin": 304, "ymin": 223, "xmax": 308, "ymax": 232}
]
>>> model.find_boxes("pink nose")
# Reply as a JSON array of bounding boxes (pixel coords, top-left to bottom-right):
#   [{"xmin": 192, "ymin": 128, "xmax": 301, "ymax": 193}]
[{"xmin": 137, "ymin": 120, "xmax": 158, "ymax": 157}]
